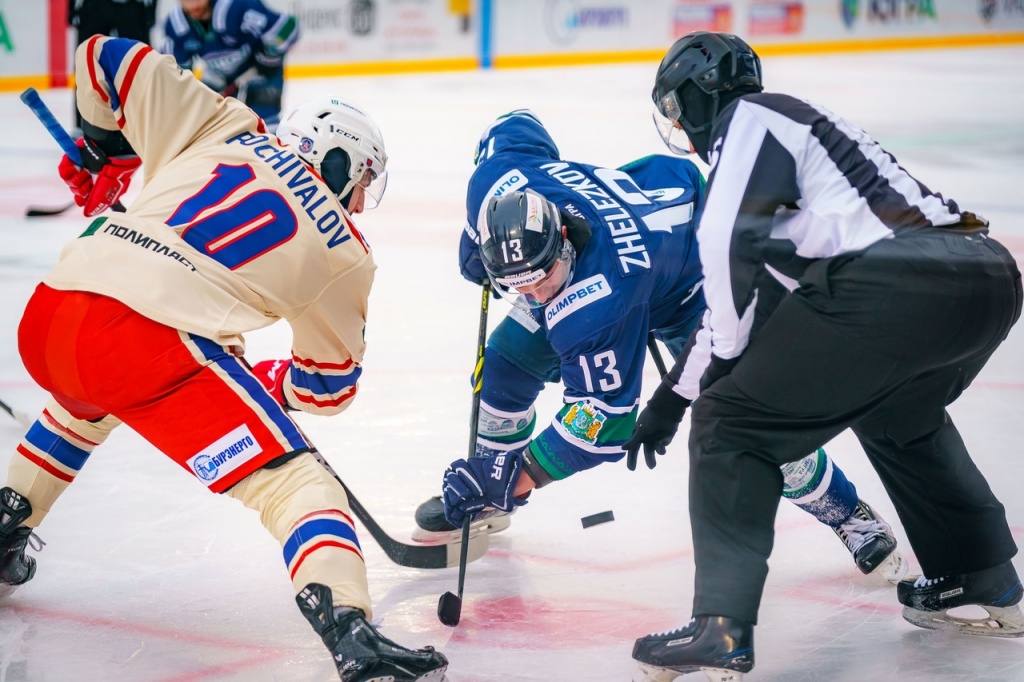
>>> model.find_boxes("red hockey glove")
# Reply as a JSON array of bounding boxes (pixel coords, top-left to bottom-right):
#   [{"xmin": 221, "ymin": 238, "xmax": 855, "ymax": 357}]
[
  {"xmin": 58, "ymin": 138, "xmax": 141, "ymax": 217},
  {"xmin": 252, "ymin": 359, "xmax": 290, "ymax": 408}
]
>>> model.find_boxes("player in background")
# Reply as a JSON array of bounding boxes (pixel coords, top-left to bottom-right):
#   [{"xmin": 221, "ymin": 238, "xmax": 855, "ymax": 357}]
[
  {"xmin": 161, "ymin": 0, "xmax": 299, "ymax": 131},
  {"xmin": 628, "ymin": 32, "xmax": 1023, "ymax": 681},
  {"xmin": 426, "ymin": 110, "xmax": 905, "ymax": 583},
  {"xmin": 0, "ymin": 37, "xmax": 446, "ymax": 682}
]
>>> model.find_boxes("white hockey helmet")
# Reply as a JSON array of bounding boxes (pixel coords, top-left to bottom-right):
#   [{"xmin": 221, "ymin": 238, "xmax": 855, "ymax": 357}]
[{"xmin": 277, "ymin": 95, "xmax": 388, "ymax": 210}]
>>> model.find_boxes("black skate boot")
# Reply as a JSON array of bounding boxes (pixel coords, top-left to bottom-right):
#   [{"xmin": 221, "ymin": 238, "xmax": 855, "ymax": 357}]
[
  {"xmin": 833, "ymin": 500, "xmax": 907, "ymax": 584},
  {"xmin": 296, "ymin": 583, "xmax": 448, "ymax": 682},
  {"xmin": 631, "ymin": 616, "xmax": 754, "ymax": 682},
  {"xmin": 897, "ymin": 561, "xmax": 1024, "ymax": 638},
  {"xmin": 411, "ymin": 495, "xmax": 512, "ymax": 544},
  {"xmin": 0, "ymin": 487, "xmax": 37, "ymax": 598}
]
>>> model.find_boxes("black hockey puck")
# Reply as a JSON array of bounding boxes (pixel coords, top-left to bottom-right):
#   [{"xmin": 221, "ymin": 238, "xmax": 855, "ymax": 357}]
[{"xmin": 581, "ymin": 510, "xmax": 615, "ymax": 529}]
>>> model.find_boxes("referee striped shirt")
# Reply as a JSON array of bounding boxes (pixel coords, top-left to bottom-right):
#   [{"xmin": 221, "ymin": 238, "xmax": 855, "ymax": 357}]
[{"xmin": 670, "ymin": 92, "xmax": 984, "ymax": 400}]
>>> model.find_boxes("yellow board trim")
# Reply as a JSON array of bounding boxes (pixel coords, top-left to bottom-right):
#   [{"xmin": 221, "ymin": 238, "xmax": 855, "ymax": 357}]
[
  {"xmin": 286, "ymin": 57, "xmax": 478, "ymax": 78},
  {"xmin": 4, "ymin": 33, "xmax": 1023, "ymax": 92},
  {"xmin": 0, "ymin": 75, "xmax": 51, "ymax": 91}
]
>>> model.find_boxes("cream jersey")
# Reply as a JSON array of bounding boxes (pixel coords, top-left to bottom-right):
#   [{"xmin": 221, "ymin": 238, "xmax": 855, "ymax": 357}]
[{"xmin": 45, "ymin": 36, "xmax": 374, "ymax": 415}]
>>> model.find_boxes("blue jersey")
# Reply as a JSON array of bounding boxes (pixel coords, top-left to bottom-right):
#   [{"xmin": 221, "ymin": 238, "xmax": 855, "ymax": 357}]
[
  {"xmin": 465, "ymin": 111, "xmax": 706, "ymax": 482},
  {"xmin": 161, "ymin": 0, "xmax": 298, "ymax": 85}
]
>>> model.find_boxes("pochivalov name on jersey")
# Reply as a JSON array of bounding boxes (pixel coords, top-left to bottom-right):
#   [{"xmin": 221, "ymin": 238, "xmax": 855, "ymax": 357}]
[{"xmin": 225, "ymin": 132, "xmax": 352, "ymax": 248}]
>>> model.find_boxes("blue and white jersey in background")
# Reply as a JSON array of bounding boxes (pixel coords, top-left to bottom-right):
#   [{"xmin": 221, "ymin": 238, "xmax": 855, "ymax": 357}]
[
  {"xmin": 161, "ymin": 0, "xmax": 298, "ymax": 86},
  {"xmin": 465, "ymin": 110, "xmax": 707, "ymax": 482}
]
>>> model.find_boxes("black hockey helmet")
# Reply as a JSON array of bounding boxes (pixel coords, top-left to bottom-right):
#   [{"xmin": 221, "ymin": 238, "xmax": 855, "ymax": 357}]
[
  {"xmin": 480, "ymin": 189, "xmax": 575, "ymax": 308},
  {"xmin": 652, "ymin": 31, "xmax": 762, "ymax": 161}
]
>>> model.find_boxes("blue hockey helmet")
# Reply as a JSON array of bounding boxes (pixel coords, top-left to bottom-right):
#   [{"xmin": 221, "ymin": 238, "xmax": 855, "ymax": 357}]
[{"xmin": 479, "ymin": 189, "xmax": 575, "ymax": 308}]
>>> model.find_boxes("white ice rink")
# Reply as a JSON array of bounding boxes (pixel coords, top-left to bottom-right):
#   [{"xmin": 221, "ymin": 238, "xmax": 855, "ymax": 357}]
[{"xmin": 1, "ymin": 44, "xmax": 1023, "ymax": 681}]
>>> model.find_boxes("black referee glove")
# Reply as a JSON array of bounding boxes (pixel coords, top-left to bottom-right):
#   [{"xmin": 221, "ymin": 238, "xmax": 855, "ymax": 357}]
[{"xmin": 624, "ymin": 383, "xmax": 691, "ymax": 471}]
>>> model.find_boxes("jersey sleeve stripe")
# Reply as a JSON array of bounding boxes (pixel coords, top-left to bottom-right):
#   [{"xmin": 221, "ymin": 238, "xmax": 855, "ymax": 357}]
[
  {"xmin": 262, "ymin": 14, "xmax": 299, "ymax": 53},
  {"xmin": 213, "ymin": 0, "xmax": 234, "ymax": 32},
  {"xmin": 169, "ymin": 7, "xmax": 189, "ymax": 36},
  {"xmin": 291, "ymin": 354, "xmax": 355, "ymax": 371},
  {"xmin": 290, "ymin": 364, "xmax": 361, "ymax": 397},
  {"xmin": 289, "ymin": 385, "xmax": 358, "ymax": 409},
  {"xmin": 112, "ymin": 45, "xmax": 153, "ymax": 129},
  {"xmin": 85, "ymin": 36, "xmax": 109, "ymax": 104},
  {"xmin": 96, "ymin": 38, "xmax": 138, "ymax": 111}
]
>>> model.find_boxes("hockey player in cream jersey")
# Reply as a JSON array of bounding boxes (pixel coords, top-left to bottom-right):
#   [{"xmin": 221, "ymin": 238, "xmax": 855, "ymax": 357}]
[{"xmin": 0, "ymin": 36, "xmax": 446, "ymax": 682}]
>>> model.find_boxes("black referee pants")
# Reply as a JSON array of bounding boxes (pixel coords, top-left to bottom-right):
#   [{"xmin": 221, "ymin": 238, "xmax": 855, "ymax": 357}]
[{"xmin": 688, "ymin": 228, "xmax": 1022, "ymax": 624}]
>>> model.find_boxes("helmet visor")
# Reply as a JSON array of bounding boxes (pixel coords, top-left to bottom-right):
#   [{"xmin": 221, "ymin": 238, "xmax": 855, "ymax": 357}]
[
  {"xmin": 490, "ymin": 241, "xmax": 575, "ymax": 309},
  {"xmin": 359, "ymin": 167, "xmax": 388, "ymax": 210},
  {"xmin": 652, "ymin": 109, "xmax": 694, "ymax": 156}
]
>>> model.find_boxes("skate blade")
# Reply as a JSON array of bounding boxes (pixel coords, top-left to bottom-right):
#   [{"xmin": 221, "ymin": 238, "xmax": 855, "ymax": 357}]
[
  {"xmin": 873, "ymin": 549, "xmax": 908, "ymax": 585},
  {"xmin": 902, "ymin": 604, "xmax": 1024, "ymax": 638},
  {"xmin": 363, "ymin": 664, "xmax": 448, "ymax": 682},
  {"xmin": 0, "ymin": 583, "xmax": 21, "ymax": 600},
  {"xmin": 411, "ymin": 514, "xmax": 512, "ymax": 545},
  {"xmin": 633, "ymin": 662, "xmax": 743, "ymax": 682}
]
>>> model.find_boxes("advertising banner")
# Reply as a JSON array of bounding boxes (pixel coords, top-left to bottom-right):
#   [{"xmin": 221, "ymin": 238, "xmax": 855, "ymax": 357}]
[
  {"xmin": 489, "ymin": 0, "xmax": 1024, "ymax": 63},
  {"xmin": 0, "ymin": 0, "xmax": 50, "ymax": 87},
  {"xmin": 290, "ymin": 0, "xmax": 472, "ymax": 64},
  {"xmin": 2, "ymin": 0, "xmax": 1023, "ymax": 90}
]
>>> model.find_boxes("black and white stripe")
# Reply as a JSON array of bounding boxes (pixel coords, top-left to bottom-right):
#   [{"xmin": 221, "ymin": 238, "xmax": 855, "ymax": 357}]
[{"xmin": 698, "ymin": 92, "xmax": 968, "ymax": 361}]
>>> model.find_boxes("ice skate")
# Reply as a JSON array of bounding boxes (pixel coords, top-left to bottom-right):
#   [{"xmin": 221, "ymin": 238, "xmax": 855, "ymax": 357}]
[
  {"xmin": 631, "ymin": 616, "xmax": 754, "ymax": 682},
  {"xmin": 897, "ymin": 561, "xmax": 1024, "ymax": 638},
  {"xmin": 297, "ymin": 583, "xmax": 448, "ymax": 682},
  {"xmin": 0, "ymin": 487, "xmax": 39, "ymax": 599},
  {"xmin": 411, "ymin": 495, "xmax": 512, "ymax": 544},
  {"xmin": 834, "ymin": 500, "xmax": 907, "ymax": 584}
]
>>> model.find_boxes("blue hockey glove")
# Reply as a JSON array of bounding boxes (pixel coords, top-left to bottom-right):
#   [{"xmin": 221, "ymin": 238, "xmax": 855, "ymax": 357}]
[
  {"xmin": 458, "ymin": 226, "xmax": 488, "ymax": 285},
  {"xmin": 442, "ymin": 449, "xmax": 528, "ymax": 527},
  {"xmin": 624, "ymin": 383, "xmax": 690, "ymax": 471}
]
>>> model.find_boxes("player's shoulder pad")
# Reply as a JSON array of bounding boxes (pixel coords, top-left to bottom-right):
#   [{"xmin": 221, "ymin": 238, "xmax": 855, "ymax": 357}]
[
  {"xmin": 475, "ymin": 109, "xmax": 559, "ymax": 167},
  {"xmin": 214, "ymin": 0, "xmax": 263, "ymax": 35},
  {"xmin": 166, "ymin": 6, "xmax": 191, "ymax": 37}
]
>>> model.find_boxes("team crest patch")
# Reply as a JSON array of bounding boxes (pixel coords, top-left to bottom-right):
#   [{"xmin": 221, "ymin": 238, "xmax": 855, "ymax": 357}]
[
  {"xmin": 562, "ymin": 401, "xmax": 606, "ymax": 445},
  {"xmin": 299, "ymin": 137, "xmax": 314, "ymax": 153}
]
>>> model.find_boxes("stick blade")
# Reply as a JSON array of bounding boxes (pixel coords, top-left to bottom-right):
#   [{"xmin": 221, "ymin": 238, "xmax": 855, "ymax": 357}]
[
  {"xmin": 25, "ymin": 202, "xmax": 74, "ymax": 218},
  {"xmin": 437, "ymin": 591, "xmax": 462, "ymax": 627}
]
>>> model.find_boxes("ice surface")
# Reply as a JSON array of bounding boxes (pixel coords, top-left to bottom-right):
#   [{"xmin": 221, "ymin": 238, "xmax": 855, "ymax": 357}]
[{"xmin": 1, "ymin": 46, "xmax": 1022, "ymax": 681}]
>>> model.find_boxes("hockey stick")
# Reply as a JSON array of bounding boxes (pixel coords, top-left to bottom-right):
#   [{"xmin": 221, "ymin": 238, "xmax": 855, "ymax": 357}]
[
  {"xmin": 19, "ymin": 88, "xmax": 126, "ymax": 214},
  {"xmin": 25, "ymin": 201, "xmax": 76, "ymax": 218},
  {"xmin": 308, "ymin": 447, "xmax": 488, "ymax": 570},
  {"xmin": 0, "ymin": 398, "xmax": 33, "ymax": 429},
  {"xmin": 438, "ymin": 283, "xmax": 490, "ymax": 627},
  {"xmin": 647, "ymin": 334, "xmax": 668, "ymax": 378}
]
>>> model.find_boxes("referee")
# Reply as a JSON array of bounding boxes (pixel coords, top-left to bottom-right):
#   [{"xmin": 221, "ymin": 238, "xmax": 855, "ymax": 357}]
[{"xmin": 628, "ymin": 31, "xmax": 1023, "ymax": 679}]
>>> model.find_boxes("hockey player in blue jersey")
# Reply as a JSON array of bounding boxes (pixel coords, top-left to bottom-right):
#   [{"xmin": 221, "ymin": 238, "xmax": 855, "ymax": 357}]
[
  {"xmin": 423, "ymin": 110, "xmax": 906, "ymax": 582},
  {"xmin": 161, "ymin": 0, "xmax": 299, "ymax": 130}
]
